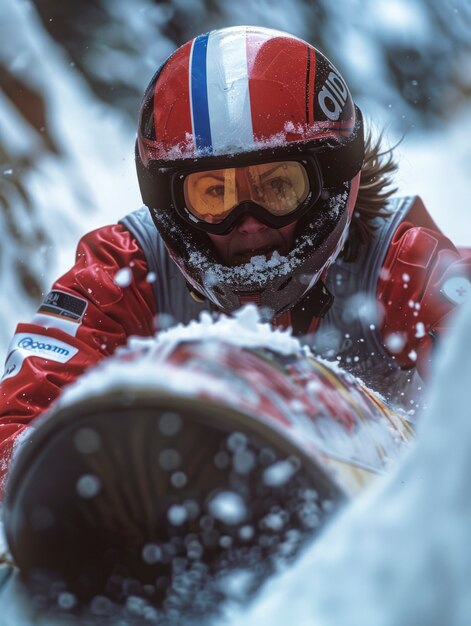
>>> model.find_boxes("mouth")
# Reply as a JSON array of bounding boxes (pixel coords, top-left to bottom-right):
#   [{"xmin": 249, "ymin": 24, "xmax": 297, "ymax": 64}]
[{"xmin": 232, "ymin": 245, "xmax": 278, "ymax": 265}]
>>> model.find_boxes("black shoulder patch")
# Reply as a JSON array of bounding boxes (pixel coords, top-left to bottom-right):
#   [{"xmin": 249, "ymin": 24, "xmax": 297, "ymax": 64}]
[{"xmin": 38, "ymin": 290, "xmax": 88, "ymax": 322}]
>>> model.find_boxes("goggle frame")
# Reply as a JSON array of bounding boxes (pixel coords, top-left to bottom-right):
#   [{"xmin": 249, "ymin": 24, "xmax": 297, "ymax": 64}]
[{"xmin": 171, "ymin": 155, "xmax": 323, "ymax": 235}]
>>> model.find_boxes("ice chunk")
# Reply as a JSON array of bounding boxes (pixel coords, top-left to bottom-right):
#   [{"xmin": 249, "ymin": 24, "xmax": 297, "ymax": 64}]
[
  {"xmin": 263, "ymin": 459, "xmax": 298, "ymax": 487},
  {"xmin": 74, "ymin": 427, "xmax": 101, "ymax": 454},
  {"xmin": 113, "ymin": 267, "xmax": 133, "ymax": 287},
  {"xmin": 385, "ymin": 332, "xmax": 407, "ymax": 354},
  {"xmin": 208, "ymin": 490, "xmax": 247, "ymax": 525},
  {"xmin": 167, "ymin": 504, "xmax": 187, "ymax": 526},
  {"xmin": 76, "ymin": 474, "xmax": 101, "ymax": 498}
]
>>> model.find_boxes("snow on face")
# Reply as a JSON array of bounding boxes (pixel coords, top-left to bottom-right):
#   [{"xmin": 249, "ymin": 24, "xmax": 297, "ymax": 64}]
[{"xmin": 187, "ymin": 190, "xmax": 347, "ymax": 289}]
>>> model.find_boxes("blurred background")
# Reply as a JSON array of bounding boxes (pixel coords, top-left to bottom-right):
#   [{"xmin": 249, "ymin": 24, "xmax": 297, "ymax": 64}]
[{"xmin": 1, "ymin": 0, "xmax": 470, "ymax": 353}]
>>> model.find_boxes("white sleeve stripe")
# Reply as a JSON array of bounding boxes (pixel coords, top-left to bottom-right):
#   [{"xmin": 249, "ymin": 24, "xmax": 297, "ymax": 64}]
[{"xmin": 32, "ymin": 313, "xmax": 80, "ymax": 337}]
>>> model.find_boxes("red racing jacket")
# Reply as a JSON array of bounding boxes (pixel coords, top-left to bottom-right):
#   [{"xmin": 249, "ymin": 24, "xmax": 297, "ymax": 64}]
[{"xmin": 0, "ymin": 196, "xmax": 470, "ymax": 497}]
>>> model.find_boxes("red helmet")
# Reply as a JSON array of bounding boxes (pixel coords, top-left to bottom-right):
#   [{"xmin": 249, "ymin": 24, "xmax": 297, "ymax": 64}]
[{"xmin": 136, "ymin": 25, "xmax": 364, "ymax": 317}]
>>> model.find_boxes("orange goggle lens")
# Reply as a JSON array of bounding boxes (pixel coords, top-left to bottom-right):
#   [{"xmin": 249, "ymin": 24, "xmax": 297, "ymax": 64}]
[{"xmin": 183, "ymin": 161, "xmax": 310, "ymax": 225}]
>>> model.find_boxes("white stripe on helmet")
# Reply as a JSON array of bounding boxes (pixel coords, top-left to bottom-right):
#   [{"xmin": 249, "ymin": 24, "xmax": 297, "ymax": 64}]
[{"xmin": 206, "ymin": 27, "xmax": 255, "ymax": 155}]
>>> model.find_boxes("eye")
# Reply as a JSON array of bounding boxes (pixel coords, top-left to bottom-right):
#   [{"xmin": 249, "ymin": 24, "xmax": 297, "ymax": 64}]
[
  {"xmin": 206, "ymin": 184, "xmax": 225, "ymax": 198},
  {"xmin": 262, "ymin": 177, "xmax": 294, "ymax": 195}
]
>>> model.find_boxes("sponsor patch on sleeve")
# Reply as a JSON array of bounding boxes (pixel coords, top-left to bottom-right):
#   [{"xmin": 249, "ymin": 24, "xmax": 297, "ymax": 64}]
[
  {"xmin": 38, "ymin": 290, "xmax": 88, "ymax": 322},
  {"xmin": 1, "ymin": 333, "xmax": 79, "ymax": 381}
]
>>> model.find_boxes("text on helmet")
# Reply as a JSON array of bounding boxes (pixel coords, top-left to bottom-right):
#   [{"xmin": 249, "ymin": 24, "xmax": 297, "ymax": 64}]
[{"xmin": 318, "ymin": 71, "xmax": 348, "ymax": 121}]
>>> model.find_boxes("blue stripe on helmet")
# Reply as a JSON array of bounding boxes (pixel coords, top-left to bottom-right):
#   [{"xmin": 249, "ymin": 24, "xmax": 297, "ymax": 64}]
[{"xmin": 191, "ymin": 33, "xmax": 212, "ymax": 154}]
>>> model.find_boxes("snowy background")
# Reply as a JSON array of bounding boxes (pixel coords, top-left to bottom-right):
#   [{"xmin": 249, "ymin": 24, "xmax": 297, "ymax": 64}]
[{"xmin": 1, "ymin": 0, "xmax": 470, "ymax": 354}]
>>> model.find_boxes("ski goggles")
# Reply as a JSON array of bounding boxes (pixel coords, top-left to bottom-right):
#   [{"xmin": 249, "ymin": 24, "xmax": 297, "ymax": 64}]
[{"xmin": 172, "ymin": 157, "xmax": 322, "ymax": 235}]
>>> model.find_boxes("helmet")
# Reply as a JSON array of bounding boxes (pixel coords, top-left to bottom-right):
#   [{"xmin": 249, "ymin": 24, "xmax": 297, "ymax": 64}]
[{"xmin": 136, "ymin": 25, "xmax": 364, "ymax": 318}]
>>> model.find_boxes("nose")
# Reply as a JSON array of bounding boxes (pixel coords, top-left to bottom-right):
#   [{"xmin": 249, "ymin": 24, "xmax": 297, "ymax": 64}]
[{"xmin": 236, "ymin": 214, "xmax": 268, "ymax": 234}]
